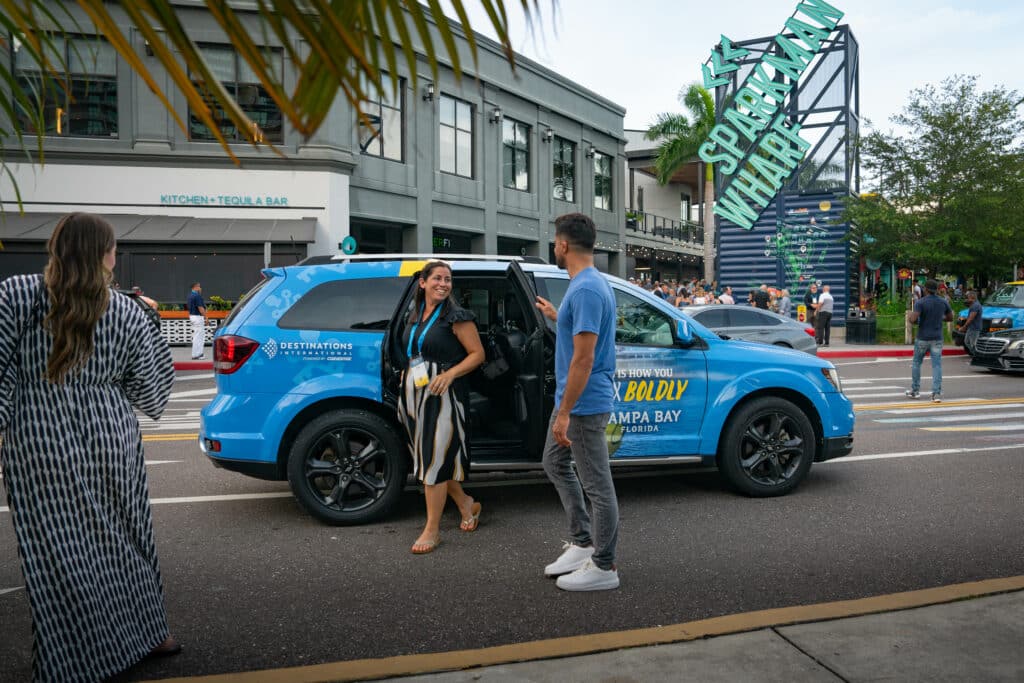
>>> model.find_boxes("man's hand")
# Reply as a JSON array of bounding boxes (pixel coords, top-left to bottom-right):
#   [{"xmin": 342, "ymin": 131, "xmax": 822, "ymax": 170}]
[
  {"xmin": 552, "ymin": 411, "xmax": 571, "ymax": 447},
  {"xmin": 535, "ymin": 296, "xmax": 557, "ymax": 322}
]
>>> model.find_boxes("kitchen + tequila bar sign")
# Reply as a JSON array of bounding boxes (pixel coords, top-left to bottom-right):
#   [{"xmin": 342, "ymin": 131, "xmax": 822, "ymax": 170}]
[{"xmin": 698, "ymin": 0, "xmax": 844, "ymax": 229}]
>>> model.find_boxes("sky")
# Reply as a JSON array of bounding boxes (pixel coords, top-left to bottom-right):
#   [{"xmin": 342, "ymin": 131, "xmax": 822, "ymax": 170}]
[{"xmin": 445, "ymin": 0, "xmax": 1023, "ymax": 135}]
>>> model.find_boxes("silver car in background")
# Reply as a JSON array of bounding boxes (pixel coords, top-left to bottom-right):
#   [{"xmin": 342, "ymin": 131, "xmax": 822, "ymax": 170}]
[{"xmin": 685, "ymin": 304, "xmax": 819, "ymax": 355}]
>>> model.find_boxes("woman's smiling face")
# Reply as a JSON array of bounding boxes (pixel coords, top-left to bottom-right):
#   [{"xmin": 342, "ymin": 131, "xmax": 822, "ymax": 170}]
[{"xmin": 420, "ymin": 265, "xmax": 452, "ymax": 306}]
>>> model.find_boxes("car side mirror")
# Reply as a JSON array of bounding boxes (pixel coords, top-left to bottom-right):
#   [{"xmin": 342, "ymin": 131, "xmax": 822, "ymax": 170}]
[{"xmin": 675, "ymin": 319, "xmax": 694, "ymax": 345}]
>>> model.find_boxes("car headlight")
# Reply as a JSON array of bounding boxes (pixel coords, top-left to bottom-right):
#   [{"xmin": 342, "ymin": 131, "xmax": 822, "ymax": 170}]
[
  {"xmin": 821, "ymin": 367, "xmax": 843, "ymax": 393},
  {"xmin": 992, "ymin": 317, "xmax": 1012, "ymax": 327}
]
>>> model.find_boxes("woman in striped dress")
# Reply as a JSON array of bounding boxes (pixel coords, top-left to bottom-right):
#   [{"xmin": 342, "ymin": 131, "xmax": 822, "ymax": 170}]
[
  {"xmin": 397, "ymin": 261, "xmax": 485, "ymax": 554},
  {"xmin": 0, "ymin": 213, "xmax": 177, "ymax": 681}
]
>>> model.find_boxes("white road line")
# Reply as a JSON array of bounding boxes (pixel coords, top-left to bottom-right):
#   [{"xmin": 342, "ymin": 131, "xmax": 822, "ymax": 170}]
[
  {"xmin": 823, "ymin": 443, "xmax": 1024, "ymax": 463},
  {"xmin": 922, "ymin": 426, "xmax": 1024, "ymax": 432},
  {"xmin": 833, "ymin": 358, "xmax": 910, "ymax": 366},
  {"xmin": 173, "ymin": 374, "xmax": 214, "ymax": 382},
  {"xmin": 146, "ymin": 460, "xmax": 183, "ymax": 465},
  {"xmin": 874, "ymin": 410, "xmax": 1024, "ymax": 424},
  {"xmin": 878, "ymin": 403, "xmax": 1024, "ymax": 415},
  {"xmin": 842, "ymin": 385, "xmax": 905, "ymax": 391},
  {"xmin": 0, "ymin": 586, "xmax": 24, "ymax": 597},
  {"xmin": 168, "ymin": 388, "xmax": 217, "ymax": 399},
  {"xmin": 839, "ymin": 374, "xmax": 986, "ymax": 383},
  {"xmin": 853, "ymin": 397, "xmax": 985, "ymax": 407},
  {"xmin": 168, "ymin": 398, "xmax": 214, "ymax": 403},
  {"xmin": 149, "ymin": 492, "xmax": 293, "ymax": 505}
]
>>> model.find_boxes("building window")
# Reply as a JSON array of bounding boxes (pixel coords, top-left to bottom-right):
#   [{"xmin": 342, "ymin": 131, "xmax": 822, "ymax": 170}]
[
  {"xmin": 552, "ymin": 136, "xmax": 575, "ymax": 202},
  {"xmin": 440, "ymin": 94, "xmax": 473, "ymax": 177},
  {"xmin": 593, "ymin": 151, "xmax": 612, "ymax": 211},
  {"xmin": 502, "ymin": 118, "xmax": 530, "ymax": 191},
  {"xmin": 13, "ymin": 35, "xmax": 118, "ymax": 137},
  {"xmin": 189, "ymin": 45, "xmax": 284, "ymax": 143},
  {"xmin": 359, "ymin": 77, "xmax": 403, "ymax": 161}
]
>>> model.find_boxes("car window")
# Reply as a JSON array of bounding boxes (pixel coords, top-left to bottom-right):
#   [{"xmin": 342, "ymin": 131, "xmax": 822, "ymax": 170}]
[
  {"xmin": 692, "ymin": 308, "xmax": 728, "ymax": 328},
  {"xmin": 534, "ymin": 275, "xmax": 570, "ymax": 332},
  {"xmin": 985, "ymin": 284, "xmax": 1024, "ymax": 308},
  {"xmin": 613, "ymin": 287, "xmax": 675, "ymax": 347},
  {"xmin": 278, "ymin": 277, "xmax": 408, "ymax": 331},
  {"xmin": 224, "ymin": 277, "xmax": 271, "ymax": 327},
  {"xmin": 730, "ymin": 308, "xmax": 779, "ymax": 326}
]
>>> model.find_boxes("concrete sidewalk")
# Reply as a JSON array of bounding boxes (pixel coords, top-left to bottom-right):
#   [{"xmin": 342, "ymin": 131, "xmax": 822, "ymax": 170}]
[{"xmin": 379, "ymin": 587, "xmax": 1024, "ymax": 683}]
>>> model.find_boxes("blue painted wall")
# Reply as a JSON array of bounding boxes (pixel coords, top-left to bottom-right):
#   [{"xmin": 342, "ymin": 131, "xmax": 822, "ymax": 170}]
[{"xmin": 717, "ymin": 192, "xmax": 852, "ymax": 326}]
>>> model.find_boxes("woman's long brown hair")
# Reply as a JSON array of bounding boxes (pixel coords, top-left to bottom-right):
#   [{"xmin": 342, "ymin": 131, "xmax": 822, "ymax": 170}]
[
  {"xmin": 408, "ymin": 260, "xmax": 454, "ymax": 324},
  {"xmin": 43, "ymin": 213, "xmax": 116, "ymax": 383}
]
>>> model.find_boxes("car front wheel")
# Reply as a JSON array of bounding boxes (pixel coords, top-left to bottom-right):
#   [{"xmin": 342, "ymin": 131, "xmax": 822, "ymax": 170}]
[
  {"xmin": 286, "ymin": 409, "xmax": 407, "ymax": 525},
  {"xmin": 718, "ymin": 397, "xmax": 815, "ymax": 496}
]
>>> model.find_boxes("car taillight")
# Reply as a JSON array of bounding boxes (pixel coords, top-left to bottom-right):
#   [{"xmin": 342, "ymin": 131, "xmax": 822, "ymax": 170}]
[
  {"xmin": 804, "ymin": 327, "xmax": 815, "ymax": 337},
  {"xmin": 214, "ymin": 335, "xmax": 259, "ymax": 374}
]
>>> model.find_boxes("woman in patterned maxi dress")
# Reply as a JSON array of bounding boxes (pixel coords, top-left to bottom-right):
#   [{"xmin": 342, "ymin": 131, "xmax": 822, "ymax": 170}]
[
  {"xmin": 396, "ymin": 261, "xmax": 485, "ymax": 554},
  {"xmin": 0, "ymin": 213, "xmax": 177, "ymax": 681}
]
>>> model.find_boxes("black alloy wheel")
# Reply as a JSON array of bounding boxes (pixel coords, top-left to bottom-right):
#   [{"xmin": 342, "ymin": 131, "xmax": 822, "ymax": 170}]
[
  {"xmin": 287, "ymin": 410, "xmax": 407, "ymax": 524},
  {"xmin": 718, "ymin": 397, "xmax": 815, "ymax": 496}
]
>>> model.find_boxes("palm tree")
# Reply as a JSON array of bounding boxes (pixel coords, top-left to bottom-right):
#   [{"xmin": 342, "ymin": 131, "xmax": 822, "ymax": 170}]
[
  {"xmin": 0, "ymin": 1, "xmax": 540, "ymax": 200},
  {"xmin": 645, "ymin": 83, "xmax": 716, "ymax": 282}
]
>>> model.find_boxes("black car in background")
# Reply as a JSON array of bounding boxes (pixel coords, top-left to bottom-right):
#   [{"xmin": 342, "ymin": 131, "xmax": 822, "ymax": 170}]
[{"xmin": 969, "ymin": 328, "xmax": 1024, "ymax": 373}]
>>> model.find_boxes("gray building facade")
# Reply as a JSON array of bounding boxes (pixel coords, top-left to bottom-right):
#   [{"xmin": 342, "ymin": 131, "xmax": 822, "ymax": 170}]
[{"xmin": 0, "ymin": 3, "xmax": 627, "ymax": 304}]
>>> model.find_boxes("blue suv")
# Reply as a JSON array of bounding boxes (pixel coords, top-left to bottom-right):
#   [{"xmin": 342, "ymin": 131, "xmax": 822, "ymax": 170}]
[
  {"xmin": 200, "ymin": 255, "xmax": 854, "ymax": 524},
  {"xmin": 954, "ymin": 281, "xmax": 1024, "ymax": 348}
]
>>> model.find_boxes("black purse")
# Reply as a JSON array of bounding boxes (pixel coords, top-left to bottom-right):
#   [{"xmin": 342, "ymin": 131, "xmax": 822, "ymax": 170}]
[{"xmin": 481, "ymin": 332, "xmax": 510, "ymax": 380}]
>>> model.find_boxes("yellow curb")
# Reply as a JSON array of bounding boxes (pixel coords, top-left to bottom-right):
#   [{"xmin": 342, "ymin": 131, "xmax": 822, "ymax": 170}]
[
  {"xmin": 143, "ymin": 434, "xmax": 199, "ymax": 442},
  {"xmin": 153, "ymin": 576, "xmax": 1024, "ymax": 683},
  {"xmin": 855, "ymin": 397, "xmax": 1024, "ymax": 412}
]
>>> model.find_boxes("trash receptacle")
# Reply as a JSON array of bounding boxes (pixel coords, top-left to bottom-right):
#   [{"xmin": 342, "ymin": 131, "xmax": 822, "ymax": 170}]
[{"xmin": 845, "ymin": 311, "xmax": 877, "ymax": 344}]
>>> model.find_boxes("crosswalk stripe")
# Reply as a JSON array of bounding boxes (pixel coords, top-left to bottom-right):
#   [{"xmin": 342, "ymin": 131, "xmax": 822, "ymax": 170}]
[
  {"xmin": 922, "ymin": 426, "xmax": 1024, "ymax": 432},
  {"xmin": 875, "ymin": 403, "xmax": 1024, "ymax": 415},
  {"xmin": 856, "ymin": 398, "xmax": 1024, "ymax": 411},
  {"xmin": 874, "ymin": 410, "xmax": 1024, "ymax": 424}
]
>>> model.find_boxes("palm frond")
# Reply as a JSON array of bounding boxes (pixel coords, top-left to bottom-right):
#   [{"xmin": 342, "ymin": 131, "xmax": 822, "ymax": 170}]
[{"xmin": 1, "ymin": 0, "xmax": 541, "ymax": 206}]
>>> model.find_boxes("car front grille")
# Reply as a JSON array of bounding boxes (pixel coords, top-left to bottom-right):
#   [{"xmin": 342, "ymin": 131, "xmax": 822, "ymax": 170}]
[{"xmin": 973, "ymin": 337, "xmax": 1009, "ymax": 356}]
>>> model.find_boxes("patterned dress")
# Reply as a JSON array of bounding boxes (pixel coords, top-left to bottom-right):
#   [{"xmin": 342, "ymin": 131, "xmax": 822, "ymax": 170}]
[
  {"xmin": 0, "ymin": 274, "xmax": 175, "ymax": 682},
  {"xmin": 397, "ymin": 302, "xmax": 475, "ymax": 484}
]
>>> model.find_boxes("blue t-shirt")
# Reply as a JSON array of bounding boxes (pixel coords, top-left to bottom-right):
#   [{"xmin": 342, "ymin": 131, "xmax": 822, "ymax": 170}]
[
  {"xmin": 966, "ymin": 301, "xmax": 983, "ymax": 332},
  {"xmin": 187, "ymin": 290, "xmax": 205, "ymax": 315},
  {"xmin": 555, "ymin": 267, "xmax": 616, "ymax": 415},
  {"xmin": 914, "ymin": 294, "xmax": 952, "ymax": 341}
]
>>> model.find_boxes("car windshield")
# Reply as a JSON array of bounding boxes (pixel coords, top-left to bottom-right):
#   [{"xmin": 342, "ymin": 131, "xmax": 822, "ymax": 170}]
[{"xmin": 984, "ymin": 284, "xmax": 1024, "ymax": 308}]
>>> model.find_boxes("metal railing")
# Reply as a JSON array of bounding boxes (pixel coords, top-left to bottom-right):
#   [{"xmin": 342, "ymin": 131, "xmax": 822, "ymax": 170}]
[{"xmin": 625, "ymin": 210, "xmax": 705, "ymax": 247}]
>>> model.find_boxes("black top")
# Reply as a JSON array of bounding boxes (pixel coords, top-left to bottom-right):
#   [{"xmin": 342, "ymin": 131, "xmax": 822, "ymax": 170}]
[
  {"xmin": 402, "ymin": 301, "xmax": 476, "ymax": 368},
  {"xmin": 752, "ymin": 289, "xmax": 770, "ymax": 310}
]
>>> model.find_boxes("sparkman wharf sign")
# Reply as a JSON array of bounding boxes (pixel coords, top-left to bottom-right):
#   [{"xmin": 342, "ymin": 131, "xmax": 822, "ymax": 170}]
[{"xmin": 698, "ymin": 0, "xmax": 844, "ymax": 229}]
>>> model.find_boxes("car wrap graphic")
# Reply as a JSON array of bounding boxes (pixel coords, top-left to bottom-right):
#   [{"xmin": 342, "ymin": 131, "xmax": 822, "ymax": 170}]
[{"xmin": 607, "ymin": 346, "xmax": 707, "ymax": 457}]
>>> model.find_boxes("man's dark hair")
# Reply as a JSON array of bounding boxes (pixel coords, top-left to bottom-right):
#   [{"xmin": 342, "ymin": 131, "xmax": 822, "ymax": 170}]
[
  {"xmin": 554, "ymin": 213, "xmax": 596, "ymax": 252},
  {"xmin": 924, "ymin": 278, "xmax": 939, "ymax": 293},
  {"xmin": 191, "ymin": 282, "xmax": 201, "ymax": 289}
]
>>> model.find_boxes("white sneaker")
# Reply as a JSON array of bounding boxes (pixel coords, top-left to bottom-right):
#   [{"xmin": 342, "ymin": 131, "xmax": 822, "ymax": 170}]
[
  {"xmin": 544, "ymin": 542, "xmax": 595, "ymax": 577},
  {"xmin": 556, "ymin": 559, "xmax": 620, "ymax": 592}
]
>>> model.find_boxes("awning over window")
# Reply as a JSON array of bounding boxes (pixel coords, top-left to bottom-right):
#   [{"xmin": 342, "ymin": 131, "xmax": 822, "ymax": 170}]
[{"xmin": 0, "ymin": 213, "xmax": 317, "ymax": 243}]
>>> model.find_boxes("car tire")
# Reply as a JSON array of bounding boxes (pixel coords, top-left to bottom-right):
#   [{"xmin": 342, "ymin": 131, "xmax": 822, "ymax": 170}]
[
  {"xmin": 287, "ymin": 409, "xmax": 408, "ymax": 525},
  {"xmin": 717, "ymin": 397, "xmax": 815, "ymax": 497}
]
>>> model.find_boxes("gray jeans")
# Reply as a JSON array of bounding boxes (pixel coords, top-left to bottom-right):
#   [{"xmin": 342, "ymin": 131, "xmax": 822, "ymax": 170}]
[{"xmin": 542, "ymin": 411, "xmax": 619, "ymax": 570}]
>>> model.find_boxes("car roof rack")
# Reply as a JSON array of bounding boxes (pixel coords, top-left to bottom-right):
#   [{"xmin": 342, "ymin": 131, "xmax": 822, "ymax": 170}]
[{"xmin": 298, "ymin": 253, "xmax": 548, "ymax": 266}]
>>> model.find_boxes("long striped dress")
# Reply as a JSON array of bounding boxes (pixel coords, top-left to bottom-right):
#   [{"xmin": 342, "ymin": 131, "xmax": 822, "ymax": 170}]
[{"xmin": 0, "ymin": 274, "xmax": 175, "ymax": 682}]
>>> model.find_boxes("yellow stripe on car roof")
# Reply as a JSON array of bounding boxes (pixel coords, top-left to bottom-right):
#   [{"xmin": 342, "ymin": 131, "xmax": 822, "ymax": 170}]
[{"xmin": 399, "ymin": 260, "xmax": 428, "ymax": 277}]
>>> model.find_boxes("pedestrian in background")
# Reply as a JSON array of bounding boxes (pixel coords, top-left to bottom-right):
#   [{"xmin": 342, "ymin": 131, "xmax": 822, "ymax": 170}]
[
  {"xmin": 187, "ymin": 281, "xmax": 206, "ymax": 360},
  {"xmin": 718, "ymin": 286, "xmax": 735, "ymax": 305},
  {"xmin": 804, "ymin": 283, "xmax": 818, "ymax": 329},
  {"xmin": 397, "ymin": 260, "xmax": 485, "ymax": 553},
  {"xmin": 0, "ymin": 213, "xmax": 178, "ymax": 681},
  {"xmin": 535, "ymin": 213, "xmax": 620, "ymax": 592},
  {"xmin": 906, "ymin": 279, "xmax": 953, "ymax": 402},
  {"xmin": 957, "ymin": 290, "xmax": 983, "ymax": 355},
  {"xmin": 752, "ymin": 284, "xmax": 770, "ymax": 309},
  {"xmin": 777, "ymin": 289, "xmax": 793, "ymax": 317},
  {"xmin": 815, "ymin": 284, "xmax": 834, "ymax": 346}
]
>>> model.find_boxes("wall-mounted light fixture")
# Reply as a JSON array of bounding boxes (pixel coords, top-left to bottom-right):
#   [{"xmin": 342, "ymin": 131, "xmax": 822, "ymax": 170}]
[
  {"xmin": 585, "ymin": 145, "xmax": 596, "ymax": 158},
  {"xmin": 144, "ymin": 39, "xmax": 154, "ymax": 57},
  {"xmin": 423, "ymin": 83, "xmax": 435, "ymax": 101},
  {"xmin": 489, "ymin": 107, "xmax": 503, "ymax": 124},
  {"xmin": 543, "ymin": 128, "xmax": 554, "ymax": 143}
]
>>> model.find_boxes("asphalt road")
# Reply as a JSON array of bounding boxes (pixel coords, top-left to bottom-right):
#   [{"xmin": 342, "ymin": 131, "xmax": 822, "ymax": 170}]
[{"xmin": 1, "ymin": 355, "xmax": 1022, "ymax": 680}]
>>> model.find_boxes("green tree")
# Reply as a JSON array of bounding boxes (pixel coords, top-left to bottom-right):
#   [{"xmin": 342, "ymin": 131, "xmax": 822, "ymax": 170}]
[
  {"xmin": 845, "ymin": 75, "xmax": 1024, "ymax": 284},
  {"xmin": 0, "ymin": 0, "xmax": 540, "ymax": 202},
  {"xmin": 645, "ymin": 83, "xmax": 716, "ymax": 282}
]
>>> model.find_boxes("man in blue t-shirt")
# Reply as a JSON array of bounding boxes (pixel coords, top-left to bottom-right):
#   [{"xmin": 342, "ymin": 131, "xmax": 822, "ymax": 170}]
[
  {"xmin": 906, "ymin": 279, "xmax": 953, "ymax": 402},
  {"xmin": 957, "ymin": 290, "xmax": 983, "ymax": 354},
  {"xmin": 534, "ymin": 213, "xmax": 619, "ymax": 591}
]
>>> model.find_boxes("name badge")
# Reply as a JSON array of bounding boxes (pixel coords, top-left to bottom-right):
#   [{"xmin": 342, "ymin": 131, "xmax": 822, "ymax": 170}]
[{"xmin": 409, "ymin": 356, "xmax": 430, "ymax": 388}]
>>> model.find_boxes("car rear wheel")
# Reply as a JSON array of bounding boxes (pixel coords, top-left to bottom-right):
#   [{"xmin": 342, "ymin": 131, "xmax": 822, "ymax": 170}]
[
  {"xmin": 718, "ymin": 397, "xmax": 815, "ymax": 496},
  {"xmin": 287, "ymin": 410, "xmax": 407, "ymax": 525}
]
